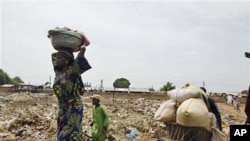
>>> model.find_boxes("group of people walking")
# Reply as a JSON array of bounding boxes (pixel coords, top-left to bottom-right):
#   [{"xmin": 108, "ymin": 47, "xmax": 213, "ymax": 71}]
[{"xmin": 224, "ymin": 94, "xmax": 241, "ymax": 112}]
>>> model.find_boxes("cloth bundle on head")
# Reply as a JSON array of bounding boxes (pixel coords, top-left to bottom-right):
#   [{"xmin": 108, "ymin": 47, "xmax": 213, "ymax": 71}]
[
  {"xmin": 91, "ymin": 94, "xmax": 101, "ymax": 101},
  {"xmin": 60, "ymin": 26, "xmax": 91, "ymax": 47},
  {"xmin": 56, "ymin": 50, "xmax": 74, "ymax": 60}
]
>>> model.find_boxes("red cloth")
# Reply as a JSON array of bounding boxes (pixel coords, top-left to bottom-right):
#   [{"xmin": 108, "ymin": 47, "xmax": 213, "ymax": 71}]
[
  {"xmin": 81, "ymin": 33, "xmax": 90, "ymax": 46},
  {"xmin": 57, "ymin": 27, "xmax": 91, "ymax": 47},
  {"xmin": 64, "ymin": 27, "xmax": 90, "ymax": 46}
]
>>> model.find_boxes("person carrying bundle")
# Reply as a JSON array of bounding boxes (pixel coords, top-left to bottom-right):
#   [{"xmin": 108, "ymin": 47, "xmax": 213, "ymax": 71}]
[{"xmin": 49, "ymin": 27, "xmax": 92, "ymax": 141}]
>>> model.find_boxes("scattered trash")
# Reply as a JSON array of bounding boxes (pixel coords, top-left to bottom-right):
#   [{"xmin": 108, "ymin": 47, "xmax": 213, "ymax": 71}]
[
  {"xmin": 0, "ymin": 92, "xmax": 238, "ymax": 140},
  {"xmin": 126, "ymin": 128, "xmax": 138, "ymax": 139}
]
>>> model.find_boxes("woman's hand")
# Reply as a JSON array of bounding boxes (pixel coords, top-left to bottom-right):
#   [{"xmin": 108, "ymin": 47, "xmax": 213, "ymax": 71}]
[{"xmin": 76, "ymin": 46, "xmax": 86, "ymax": 58}]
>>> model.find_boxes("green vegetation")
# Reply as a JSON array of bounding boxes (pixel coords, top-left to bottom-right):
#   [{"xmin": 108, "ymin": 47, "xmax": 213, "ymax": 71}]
[
  {"xmin": 241, "ymin": 89, "xmax": 248, "ymax": 95},
  {"xmin": 113, "ymin": 78, "xmax": 130, "ymax": 88},
  {"xmin": 149, "ymin": 87, "xmax": 155, "ymax": 92},
  {"xmin": 160, "ymin": 81, "xmax": 176, "ymax": 93},
  {"xmin": 0, "ymin": 69, "xmax": 24, "ymax": 85}
]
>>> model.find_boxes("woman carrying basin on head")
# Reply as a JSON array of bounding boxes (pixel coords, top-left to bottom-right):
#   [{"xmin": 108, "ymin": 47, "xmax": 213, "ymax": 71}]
[{"xmin": 50, "ymin": 27, "xmax": 92, "ymax": 141}]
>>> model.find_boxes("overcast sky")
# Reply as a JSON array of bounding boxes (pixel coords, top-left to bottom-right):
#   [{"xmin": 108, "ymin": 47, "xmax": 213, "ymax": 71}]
[{"xmin": 0, "ymin": 0, "xmax": 249, "ymax": 92}]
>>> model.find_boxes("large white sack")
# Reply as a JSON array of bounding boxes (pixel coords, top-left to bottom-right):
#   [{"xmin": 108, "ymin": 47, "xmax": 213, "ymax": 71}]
[
  {"xmin": 211, "ymin": 128, "xmax": 228, "ymax": 141},
  {"xmin": 185, "ymin": 84, "xmax": 208, "ymax": 99},
  {"xmin": 154, "ymin": 99, "xmax": 177, "ymax": 122},
  {"xmin": 167, "ymin": 87, "xmax": 202, "ymax": 103},
  {"xmin": 176, "ymin": 98, "xmax": 210, "ymax": 131},
  {"xmin": 185, "ymin": 84, "xmax": 210, "ymax": 108}
]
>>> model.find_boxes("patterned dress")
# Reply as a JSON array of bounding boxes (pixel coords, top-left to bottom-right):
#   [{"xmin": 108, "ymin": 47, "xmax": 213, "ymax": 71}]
[{"xmin": 52, "ymin": 56, "xmax": 91, "ymax": 141}]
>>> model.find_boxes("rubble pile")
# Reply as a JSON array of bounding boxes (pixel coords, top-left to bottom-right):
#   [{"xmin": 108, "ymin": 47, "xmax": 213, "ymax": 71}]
[
  {"xmin": 0, "ymin": 92, "xmax": 57, "ymax": 141},
  {"xmin": 0, "ymin": 92, "xmax": 245, "ymax": 141}
]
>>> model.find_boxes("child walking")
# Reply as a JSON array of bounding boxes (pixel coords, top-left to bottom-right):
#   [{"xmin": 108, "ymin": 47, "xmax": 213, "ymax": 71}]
[{"xmin": 91, "ymin": 94, "xmax": 109, "ymax": 141}]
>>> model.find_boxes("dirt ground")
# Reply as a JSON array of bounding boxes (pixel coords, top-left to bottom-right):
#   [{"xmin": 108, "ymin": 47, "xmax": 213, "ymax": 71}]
[
  {"xmin": 0, "ymin": 92, "xmax": 247, "ymax": 141},
  {"xmin": 218, "ymin": 102, "xmax": 246, "ymax": 123}
]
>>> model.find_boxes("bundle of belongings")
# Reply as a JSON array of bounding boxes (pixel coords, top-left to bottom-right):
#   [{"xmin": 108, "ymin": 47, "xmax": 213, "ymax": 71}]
[
  {"xmin": 48, "ymin": 27, "xmax": 90, "ymax": 52},
  {"xmin": 154, "ymin": 84, "xmax": 228, "ymax": 141}
]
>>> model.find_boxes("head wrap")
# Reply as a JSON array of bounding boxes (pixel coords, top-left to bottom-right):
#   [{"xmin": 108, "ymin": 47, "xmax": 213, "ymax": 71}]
[
  {"xmin": 56, "ymin": 50, "xmax": 74, "ymax": 60},
  {"xmin": 91, "ymin": 94, "xmax": 101, "ymax": 101}
]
